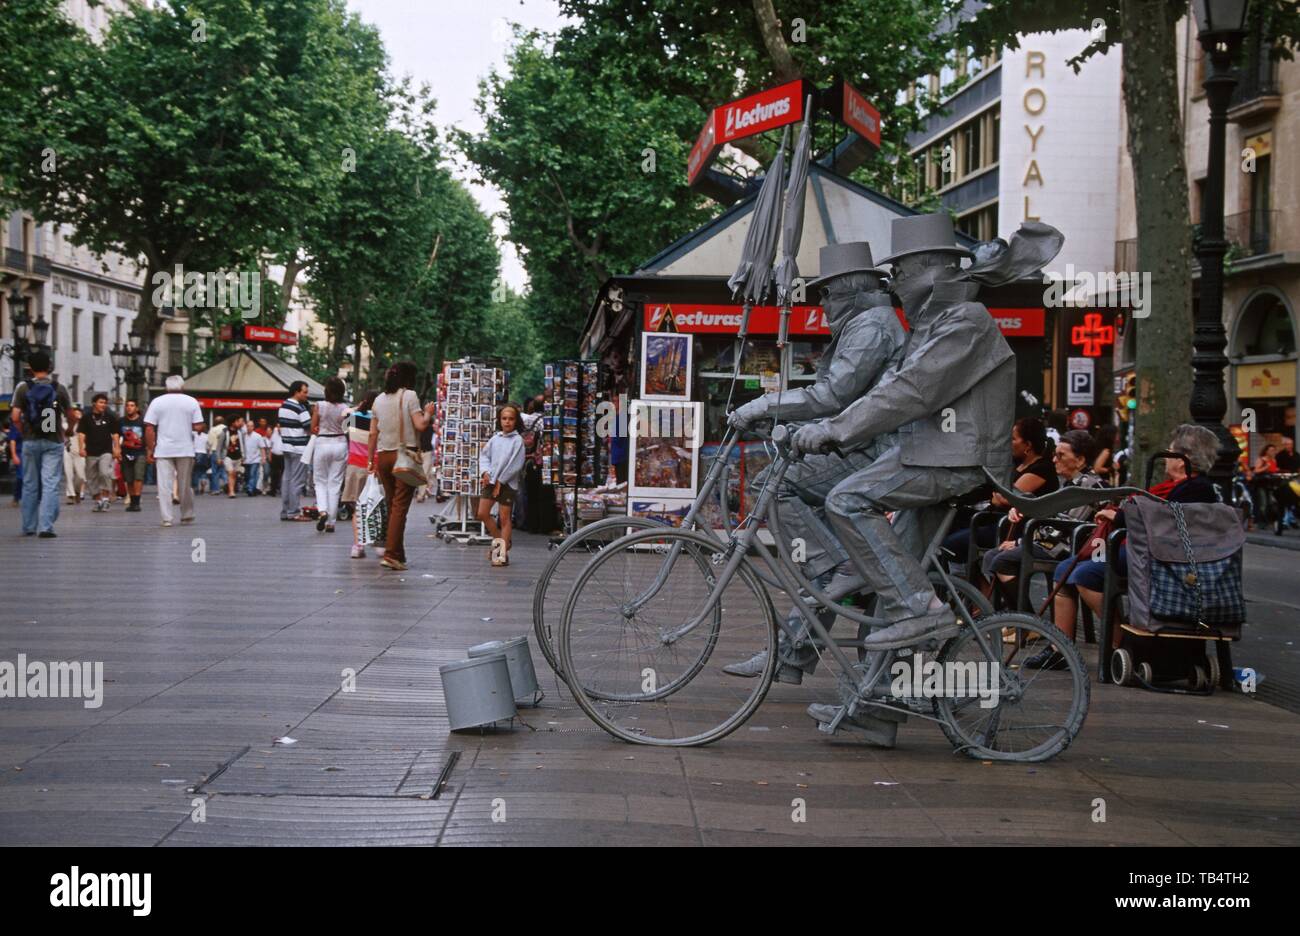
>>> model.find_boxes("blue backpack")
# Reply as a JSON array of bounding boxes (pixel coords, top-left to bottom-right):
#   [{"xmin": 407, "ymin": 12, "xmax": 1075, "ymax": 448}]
[{"xmin": 23, "ymin": 381, "xmax": 61, "ymax": 436}]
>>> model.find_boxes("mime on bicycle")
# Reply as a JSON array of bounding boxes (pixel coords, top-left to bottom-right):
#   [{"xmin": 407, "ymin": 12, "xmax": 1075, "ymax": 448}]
[
  {"xmin": 723, "ymin": 241, "xmax": 905, "ymax": 685},
  {"xmin": 792, "ymin": 213, "xmax": 1025, "ymax": 739}
]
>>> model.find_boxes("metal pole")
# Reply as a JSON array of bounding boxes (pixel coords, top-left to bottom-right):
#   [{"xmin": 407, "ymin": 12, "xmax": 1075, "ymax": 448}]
[{"xmin": 1191, "ymin": 32, "xmax": 1245, "ymax": 490}]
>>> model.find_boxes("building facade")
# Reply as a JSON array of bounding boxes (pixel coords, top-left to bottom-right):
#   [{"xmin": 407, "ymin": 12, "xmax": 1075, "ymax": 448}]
[{"xmin": 904, "ymin": 28, "xmax": 1125, "ymax": 430}]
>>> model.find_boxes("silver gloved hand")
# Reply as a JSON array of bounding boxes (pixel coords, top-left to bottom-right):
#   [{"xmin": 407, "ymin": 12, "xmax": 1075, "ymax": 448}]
[
  {"xmin": 727, "ymin": 396, "xmax": 769, "ymax": 430},
  {"xmin": 791, "ymin": 422, "xmax": 836, "ymax": 457}
]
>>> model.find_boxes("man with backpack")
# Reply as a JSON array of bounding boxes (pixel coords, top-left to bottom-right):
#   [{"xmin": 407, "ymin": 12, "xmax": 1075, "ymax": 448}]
[{"xmin": 11, "ymin": 351, "xmax": 74, "ymax": 537}]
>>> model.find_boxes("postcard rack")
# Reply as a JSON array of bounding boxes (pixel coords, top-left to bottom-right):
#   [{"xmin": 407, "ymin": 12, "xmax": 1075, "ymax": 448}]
[
  {"xmin": 542, "ymin": 359, "xmax": 604, "ymax": 538},
  {"xmin": 433, "ymin": 356, "xmax": 508, "ymax": 544}
]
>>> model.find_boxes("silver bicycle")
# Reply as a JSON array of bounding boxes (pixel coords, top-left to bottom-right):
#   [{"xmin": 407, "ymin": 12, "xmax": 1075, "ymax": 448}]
[
  {"xmin": 552, "ymin": 425, "xmax": 1103, "ymax": 761},
  {"xmin": 533, "ymin": 430, "xmax": 988, "ymax": 687}
]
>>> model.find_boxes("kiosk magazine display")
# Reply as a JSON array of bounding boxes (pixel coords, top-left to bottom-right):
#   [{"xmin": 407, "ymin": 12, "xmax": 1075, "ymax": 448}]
[
  {"xmin": 433, "ymin": 356, "xmax": 508, "ymax": 543},
  {"xmin": 542, "ymin": 360, "xmax": 605, "ymax": 534}
]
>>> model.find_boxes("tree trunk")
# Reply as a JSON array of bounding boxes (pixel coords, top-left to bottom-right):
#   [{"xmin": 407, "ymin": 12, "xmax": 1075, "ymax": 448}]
[
  {"xmin": 751, "ymin": 0, "xmax": 799, "ymax": 81},
  {"xmin": 1121, "ymin": 0, "xmax": 1192, "ymax": 475}
]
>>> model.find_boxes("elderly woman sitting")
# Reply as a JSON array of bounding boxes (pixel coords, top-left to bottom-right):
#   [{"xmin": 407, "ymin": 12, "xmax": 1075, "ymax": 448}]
[
  {"xmin": 980, "ymin": 429, "xmax": 1106, "ymax": 606},
  {"xmin": 1040, "ymin": 423, "xmax": 1222, "ymax": 670}
]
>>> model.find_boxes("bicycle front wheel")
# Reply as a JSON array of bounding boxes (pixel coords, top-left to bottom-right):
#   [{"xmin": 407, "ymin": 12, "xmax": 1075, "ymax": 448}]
[
  {"xmin": 932, "ymin": 612, "xmax": 1090, "ymax": 762},
  {"xmin": 532, "ymin": 516, "xmax": 664, "ymax": 678},
  {"xmin": 557, "ymin": 527, "xmax": 778, "ymax": 746}
]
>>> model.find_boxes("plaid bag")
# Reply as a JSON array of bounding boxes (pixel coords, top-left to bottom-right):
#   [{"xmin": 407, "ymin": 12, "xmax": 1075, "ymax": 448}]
[{"xmin": 1126, "ymin": 498, "xmax": 1245, "ymax": 633}]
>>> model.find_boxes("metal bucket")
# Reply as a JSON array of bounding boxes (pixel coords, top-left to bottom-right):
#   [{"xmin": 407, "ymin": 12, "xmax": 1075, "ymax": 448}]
[
  {"xmin": 439, "ymin": 653, "xmax": 517, "ymax": 731},
  {"xmin": 468, "ymin": 636, "xmax": 541, "ymax": 706}
]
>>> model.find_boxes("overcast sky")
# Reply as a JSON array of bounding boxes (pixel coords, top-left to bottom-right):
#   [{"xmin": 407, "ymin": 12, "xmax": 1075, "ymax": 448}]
[{"xmin": 345, "ymin": 0, "xmax": 569, "ymax": 291}]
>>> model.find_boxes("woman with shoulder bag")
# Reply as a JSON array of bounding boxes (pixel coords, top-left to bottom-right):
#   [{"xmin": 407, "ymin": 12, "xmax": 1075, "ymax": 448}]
[{"xmin": 367, "ymin": 362, "xmax": 436, "ymax": 571}]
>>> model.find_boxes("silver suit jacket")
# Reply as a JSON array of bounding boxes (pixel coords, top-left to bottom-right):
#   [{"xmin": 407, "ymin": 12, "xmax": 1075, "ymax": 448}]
[
  {"xmin": 764, "ymin": 300, "xmax": 906, "ymax": 428},
  {"xmin": 822, "ymin": 280, "xmax": 1016, "ymax": 476}
]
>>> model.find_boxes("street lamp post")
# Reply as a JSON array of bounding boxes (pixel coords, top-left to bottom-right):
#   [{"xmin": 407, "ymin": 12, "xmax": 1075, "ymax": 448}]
[
  {"xmin": 111, "ymin": 325, "xmax": 158, "ymax": 406},
  {"xmin": 1191, "ymin": 0, "xmax": 1251, "ymax": 490},
  {"xmin": 3, "ymin": 283, "xmax": 32, "ymax": 391}
]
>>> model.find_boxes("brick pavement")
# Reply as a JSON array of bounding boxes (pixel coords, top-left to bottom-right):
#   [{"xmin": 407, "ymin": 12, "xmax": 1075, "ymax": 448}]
[{"xmin": 1, "ymin": 493, "xmax": 1297, "ymax": 845}]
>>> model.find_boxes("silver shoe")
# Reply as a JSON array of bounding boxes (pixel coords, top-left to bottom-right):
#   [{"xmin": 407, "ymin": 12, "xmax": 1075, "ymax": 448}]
[
  {"xmin": 806, "ymin": 703, "xmax": 899, "ymax": 747},
  {"xmin": 861, "ymin": 608, "xmax": 959, "ymax": 650},
  {"xmin": 721, "ymin": 650, "xmax": 808, "ymax": 684}
]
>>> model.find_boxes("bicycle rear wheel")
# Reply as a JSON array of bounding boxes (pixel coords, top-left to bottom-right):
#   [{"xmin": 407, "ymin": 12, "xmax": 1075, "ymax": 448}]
[
  {"xmin": 532, "ymin": 516, "xmax": 663, "ymax": 678},
  {"xmin": 557, "ymin": 527, "xmax": 778, "ymax": 746},
  {"xmin": 932, "ymin": 612, "xmax": 1089, "ymax": 762}
]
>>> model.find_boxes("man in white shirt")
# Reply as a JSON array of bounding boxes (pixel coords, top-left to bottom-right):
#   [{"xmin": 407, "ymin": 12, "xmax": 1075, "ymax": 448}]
[
  {"xmin": 144, "ymin": 375, "xmax": 206, "ymax": 526},
  {"xmin": 241, "ymin": 420, "xmax": 269, "ymax": 495}
]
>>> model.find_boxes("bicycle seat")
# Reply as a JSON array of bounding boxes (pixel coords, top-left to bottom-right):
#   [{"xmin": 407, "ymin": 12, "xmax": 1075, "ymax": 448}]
[{"xmin": 979, "ymin": 468, "xmax": 1156, "ymax": 520}]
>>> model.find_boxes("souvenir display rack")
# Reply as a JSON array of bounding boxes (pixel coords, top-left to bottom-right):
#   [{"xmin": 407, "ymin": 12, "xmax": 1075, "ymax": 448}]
[
  {"xmin": 541, "ymin": 359, "xmax": 604, "ymax": 536},
  {"xmin": 432, "ymin": 356, "xmax": 508, "ymax": 544}
]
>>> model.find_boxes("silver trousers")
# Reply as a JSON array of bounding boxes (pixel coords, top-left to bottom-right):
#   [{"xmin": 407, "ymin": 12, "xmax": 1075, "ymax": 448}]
[{"xmin": 825, "ymin": 446, "xmax": 984, "ymax": 620}]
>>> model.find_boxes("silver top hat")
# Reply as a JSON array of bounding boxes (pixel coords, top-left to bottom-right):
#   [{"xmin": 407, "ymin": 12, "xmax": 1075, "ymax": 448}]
[
  {"xmin": 806, "ymin": 241, "xmax": 887, "ymax": 288},
  {"xmin": 880, "ymin": 213, "xmax": 975, "ymax": 264}
]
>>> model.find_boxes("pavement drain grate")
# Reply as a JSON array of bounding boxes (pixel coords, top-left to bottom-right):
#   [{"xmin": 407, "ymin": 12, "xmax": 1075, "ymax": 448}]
[{"xmin": 204, "ymin": 744, "xmax": 454, "ymax": 799}]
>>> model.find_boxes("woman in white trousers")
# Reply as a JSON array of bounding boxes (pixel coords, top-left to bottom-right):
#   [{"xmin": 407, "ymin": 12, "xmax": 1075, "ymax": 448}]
[{"xmin": 310, "ymin": 377, "xmax": 351, "ymax": 533}]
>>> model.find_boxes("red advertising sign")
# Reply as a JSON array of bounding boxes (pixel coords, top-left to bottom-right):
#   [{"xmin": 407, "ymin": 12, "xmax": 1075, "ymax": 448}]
[
  {"xmin": 686, "ymin": 112, "xmax": 718, "ymax": 185},
  {"xmin": 840, "ymin": 81, "xmax": 882, "ymax": 148},
  {"xmin": 687, "ymin": 79, "xmax": 809, "ymax": 186},
  {"xmin": 648, "ymin": 303, "xmax": 1046, "ymax": 338},
  {"xmin": 987, "ymin": 308, "xmax": 1046, "ymax": 338},
  {"xmin": 245, "ymin": 325, "xmax": 297, "ymax": 344},
  {"xmin": 196, "ymin": 397, "xmax": 283, "ymax": 410},
  {"xmin": 218, "ymin": 324, "xmax": 298, "ymax": 345},
  {"xmin": 647, "ymin": 303, "xmax": 829, "ymax": 335}
]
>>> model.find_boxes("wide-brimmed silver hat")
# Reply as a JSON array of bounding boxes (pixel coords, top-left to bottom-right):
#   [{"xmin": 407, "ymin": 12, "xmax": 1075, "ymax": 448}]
[
  {"xmin": 880, "ymin": 213, "xmax": 975, "ymax": 264},
  {"xmin": 805, "ymin": 241, "xmax": 888, "ymax": 288}
]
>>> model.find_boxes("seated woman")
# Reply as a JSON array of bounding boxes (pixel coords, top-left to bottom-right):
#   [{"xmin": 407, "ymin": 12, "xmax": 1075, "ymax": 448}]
[
  {"xmin": 1045, "ymin": 423, "xmax": 1221, "ymax": 669},
  {"xmin": 943, "ymin": 416, "xmax": 1057, "ymax": 576},
  {"xmin": 980, "ymin": 429, "xmax": 1105, "ymax": 607}
]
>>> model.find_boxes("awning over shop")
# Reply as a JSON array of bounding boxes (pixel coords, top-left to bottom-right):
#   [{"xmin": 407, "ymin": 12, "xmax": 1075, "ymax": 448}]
[{"xmin": 180, "ymin": 349, "xmax": 324, "ymax": 409}]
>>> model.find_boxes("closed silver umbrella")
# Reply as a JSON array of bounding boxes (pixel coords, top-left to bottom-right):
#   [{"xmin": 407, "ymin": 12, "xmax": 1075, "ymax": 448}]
[
  {"xmin": 774, "ymin": 96, "xmax": 813, "ymax": 349},
  {"xmin": 726, "ymin": 124, "xmax": 789, "ymax": 342}
]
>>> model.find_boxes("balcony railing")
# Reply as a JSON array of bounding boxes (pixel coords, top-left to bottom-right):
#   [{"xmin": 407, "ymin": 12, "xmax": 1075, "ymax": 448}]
[
  {"xmin": 1, "ymin": 247, "xmax": 52, "ymax": 278},
  {"xmin": 1193, "ymin": 210, "xmax": 1277, "ymax": 258},
  {"xmin": 1229, "ymin": 23, "xmax": 1282, "ymax": 111},
  {"xmin": 1116, "ymin": 210, "xmax": 1278, "ymax": 274}
]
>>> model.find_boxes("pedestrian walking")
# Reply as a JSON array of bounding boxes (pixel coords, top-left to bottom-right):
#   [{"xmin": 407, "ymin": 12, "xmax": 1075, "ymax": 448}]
[
  {"xmin": 12, "ymin": 351, "xmax": 73, "ymax": 537},
  {"xmin": 77, "ymin": 393, "xmax": 121, "ymax": 512},
  {"xmin": 5, "ymin": 418, "xmax": 22, "ymax": 507},
  {"xmin": 62, "ymin": 405, "xmax": 85, "ymax": 505},
  {"xmin": 192, "ymin": 423, "xmax": 210, "ymax": 494},
  {"xmin": 278, "ymin": 381, "xmax": 314, "ymax": 521},
  {"xmin": 310, "ymin": 376, "xmax": 350, "ymax": 533},
  {"xmin": 344, "ymin": 390, "xmax": 378, "ymax": 558},
  {"xmin": 241, "ymin": 420, "xmax": 268, "ymax": 496},
  {"xmin": 368, "ymin": 362, "xmax": 436, "ymax": 570},
  {"xmin": 120, "ymin": 399, "xmax": 148, "ymax": 511},
  {"xmin": 223, "ymin": 416, "xmax": 245, "ymax": 498},
  {"xmin": 206, "ymin": 416, "xmax": 228, "ymax": 494},
  {"xmin": 144, "ymin": 375, "xmax": 205, "ymax": 527},
  {"xmin": 477, "ymin": 403, "xmax": 526, "ymax": 567},
  {"xmin": 269, "ymin": 425, "xmax": 284, "ymax": 496}
]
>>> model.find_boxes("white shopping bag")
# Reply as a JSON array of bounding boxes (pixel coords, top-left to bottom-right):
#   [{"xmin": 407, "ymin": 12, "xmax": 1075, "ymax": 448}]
[{"xmin": 357, "ymin": 475, "xmax": 388, "ymax": 546}]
